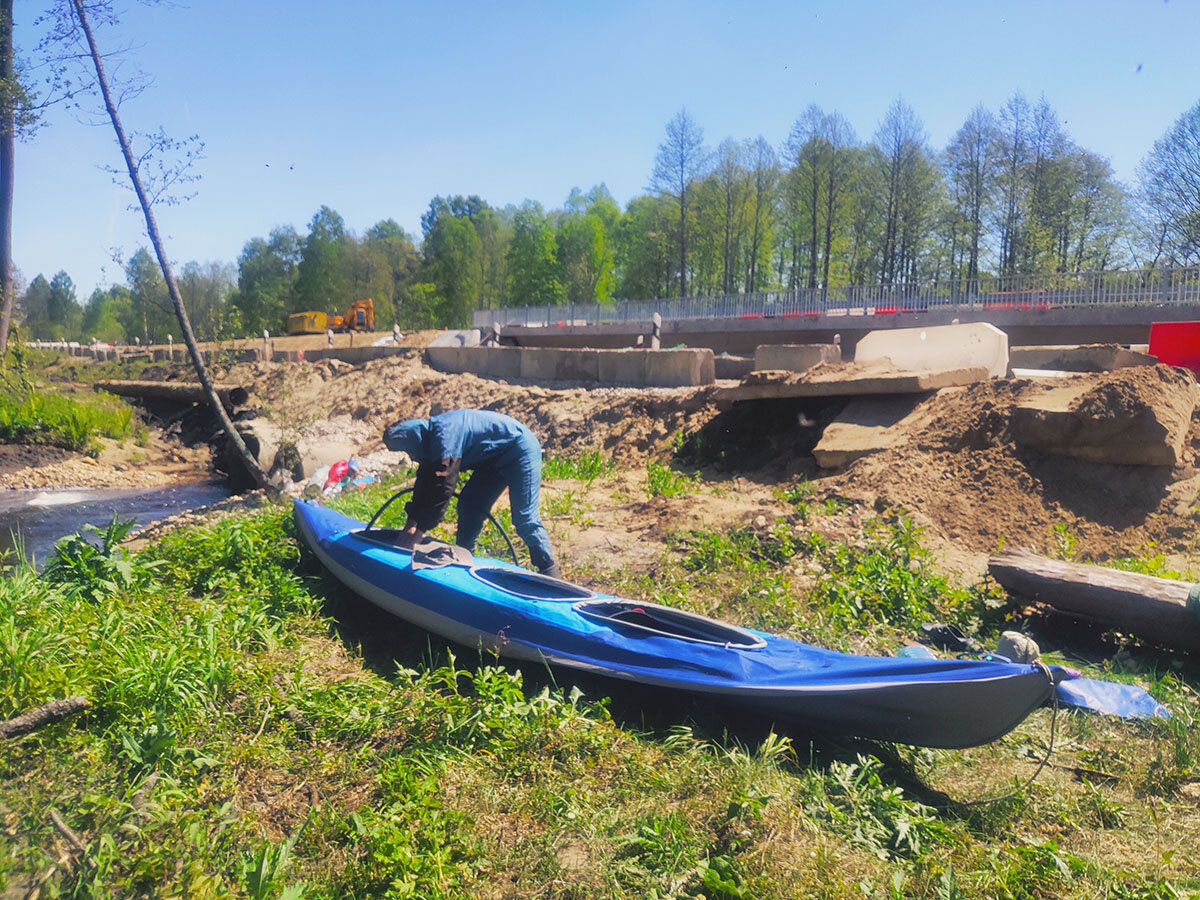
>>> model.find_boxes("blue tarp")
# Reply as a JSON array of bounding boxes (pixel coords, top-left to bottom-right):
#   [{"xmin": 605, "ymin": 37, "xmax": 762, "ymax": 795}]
[{"xmin": 1055, "ymin": 678, "xmax": 1172, "ymax": 720}]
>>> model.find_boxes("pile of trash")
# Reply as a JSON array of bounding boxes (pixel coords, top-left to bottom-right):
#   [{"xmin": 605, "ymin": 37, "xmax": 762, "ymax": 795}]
[{"xmin": 304, "ymin": 458, "xmax": 377, "ymax": 497}]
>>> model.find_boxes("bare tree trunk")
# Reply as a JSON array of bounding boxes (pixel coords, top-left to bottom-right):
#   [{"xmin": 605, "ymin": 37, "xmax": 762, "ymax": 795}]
[
  {"xmin": 71, "ymin": 0, "xmax": 266, "ymax": 489},
  {"xmin": 0, "ymin": 0, "xmax": 15, "ymax": 356}
]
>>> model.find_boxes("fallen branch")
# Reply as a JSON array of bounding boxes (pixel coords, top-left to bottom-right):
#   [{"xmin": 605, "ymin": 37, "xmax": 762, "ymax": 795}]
[
  {"xmin": 47, "ymin": 808, "xmax": 95, "ymax": 869},
  {"xmin": 0, "ymin": 697, "xmax": 89, "ymax": 739}
]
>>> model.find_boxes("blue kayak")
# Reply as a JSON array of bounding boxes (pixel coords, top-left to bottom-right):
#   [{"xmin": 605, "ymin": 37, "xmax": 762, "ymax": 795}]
[{"xmin": 295, "ymin": 499, "xmax": 1058, "ymax": 748}]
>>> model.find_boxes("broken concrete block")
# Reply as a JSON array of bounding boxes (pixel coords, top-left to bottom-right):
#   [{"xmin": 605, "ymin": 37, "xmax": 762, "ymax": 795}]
[
  {"xmin": 719, "ymin": 365, "xmax": 988, "ymax": 403},
  {"xmin": 813, "ymin": 396, "xmax": 928, "ymax": 468},
  {"xmin": 856, "ymin": 323, "xmax": 1009, "ymax": 378},
  {"xmin": 754, "ymin": 343, "xmax": 841, "ymax": 373},
  {"xmin": 1008, "ymin": 343, "xmax": 1158, "ymax": 373},
  {"xmin": 1011, "ymin": 366, "xmax": 1196, "ymax": 466}
]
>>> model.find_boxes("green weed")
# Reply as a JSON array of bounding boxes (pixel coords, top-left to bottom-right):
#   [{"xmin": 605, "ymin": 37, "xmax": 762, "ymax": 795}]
[
  {"xmin": 803, "ymin": 514, "xmax": 963, "ymax": 628},
  {"xmin": 542, "ymin": 449, "xmax": 615, "ymax": 484},
  {"xmin": 42, "ymin": 515, "xmax": 164, "ymax": 604},
  {"xmin": 804, "ymin": 754, "xmax": 955, "ymax": 861},
  {"xmin": 647, "ymin": 459, "xmax": 698, "ymax": 498}
]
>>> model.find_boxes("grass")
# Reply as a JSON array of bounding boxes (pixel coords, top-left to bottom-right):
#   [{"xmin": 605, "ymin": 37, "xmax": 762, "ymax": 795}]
[
  {"xmin": 0, "ymin": 386, "xmax": 135, "ymax": 453},
  {"xmin": 1, "ymin": 474, "xmax": 1199, "ymax": 897},
  {"xmin": 543, "ymin": 449, "xmax": 616, "ymax": 485},
  {"xmin": 647, "ymin": 459, "xmax": 698, "ymax": 498}
]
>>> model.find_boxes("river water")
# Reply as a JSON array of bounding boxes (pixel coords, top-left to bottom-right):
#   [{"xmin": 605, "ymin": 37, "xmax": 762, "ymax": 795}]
[{"xmin": 0, "ymin": 482, "xmax": 233, "ymax": 566}]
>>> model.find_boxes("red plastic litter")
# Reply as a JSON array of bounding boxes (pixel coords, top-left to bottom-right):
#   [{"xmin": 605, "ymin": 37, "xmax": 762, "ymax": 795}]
[
  {"xmin": 1149, "ymin": 321, "xmax": 1200, "ymax": 373},
  {"xmin": 325, "ymin": 460, "xmax": 350, "ymax": 489}
]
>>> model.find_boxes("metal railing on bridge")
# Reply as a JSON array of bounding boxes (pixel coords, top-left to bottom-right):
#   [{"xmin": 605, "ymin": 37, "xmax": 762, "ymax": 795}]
[{"xmin": 472, "ymin": 266, "xmax": 1200, "ymax": 329}]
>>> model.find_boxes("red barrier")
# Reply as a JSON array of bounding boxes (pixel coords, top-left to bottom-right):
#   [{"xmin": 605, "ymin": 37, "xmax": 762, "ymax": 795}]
[
  {"xmin": 873, "ymin": 305, "xmax": 899, "ymax": 315},
  {"xmin": 1149, "ymin": 321, "xmax": 1200, "ymax": 373}
]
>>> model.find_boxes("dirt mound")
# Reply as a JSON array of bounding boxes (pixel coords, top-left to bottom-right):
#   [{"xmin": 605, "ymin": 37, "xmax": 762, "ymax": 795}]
[
  {"xmin": 830, "ymin": 367, "xmax": 1200, "ymax": 561},
  {"xmin": 231, "ymin": 355, "xmax": 720, "ymax": 463}
]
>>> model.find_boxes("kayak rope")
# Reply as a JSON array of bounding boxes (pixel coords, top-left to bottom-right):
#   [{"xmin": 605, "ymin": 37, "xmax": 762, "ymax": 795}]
[{"xmin": 955, "ymin": 660, "xmax": 1059, "ymax": 809}]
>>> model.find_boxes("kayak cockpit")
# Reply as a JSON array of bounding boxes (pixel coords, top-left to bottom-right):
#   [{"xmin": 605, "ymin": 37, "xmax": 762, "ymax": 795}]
[
  {"xmin": 470, "ymin": 566, "xmax": 596, "ymax": 601},
  {"xmin": 575, "ymin": 599, "xmax": 766, "ymax": 649},
  {"xmin": 354, "ymin": 528, "xmax": 417, "ymax": 549}
]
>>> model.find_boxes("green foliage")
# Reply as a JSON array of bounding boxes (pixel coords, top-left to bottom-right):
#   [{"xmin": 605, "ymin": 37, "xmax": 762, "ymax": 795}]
[
  {"xmin": 0, "ymin": 382, "xmax": 134, "ymax": 452},
  {"xmin": 678, "ymin": 524, "xmax": 797, "ymax": 574},
  {"xmin": 804, "ymin": 754, "xmax": 954, "ymax": 861},
  {"xmin": 647, "ymin": 460, "xmax": 698, "ymax": 498},
  {"xmin": 774, "ymin": 480, "xmax": 818, "ymax": 505},
  {"xmin": 803, "ymin": 514, "xmax": 961, "ymax": 627},
  {"xmin": 41, "ymin": 516, "xmax": 163, "ymax": 604},
  {"xmin": 1107, "ymin": 546, "xmax": 1190, "ymax": 580},
  {"xmin": 542, "ymin": 449, "xmax": 615, "ymax": 484},
  {"xmin": 1051, "ymin": 523, "xmax": 1079, "ymax": 561}
]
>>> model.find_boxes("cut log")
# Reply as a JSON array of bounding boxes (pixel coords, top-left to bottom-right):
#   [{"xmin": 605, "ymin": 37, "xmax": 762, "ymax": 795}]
[
  {"xmin": 987, "ymin": 548, "xmax": 1200, "ymax": 653},
  {"xmin": 0, "ymin": 696, "xmax": 90, "ymax": 738},
  {"xmin": 95, "ymin": 380, "xmax": 250, "ymax": 408}
]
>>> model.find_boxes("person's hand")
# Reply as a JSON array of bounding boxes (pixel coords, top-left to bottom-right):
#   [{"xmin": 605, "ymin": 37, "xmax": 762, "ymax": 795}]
[{"xmin": 394, "ymin": 525, "xmax": 424, "ymax": 549}]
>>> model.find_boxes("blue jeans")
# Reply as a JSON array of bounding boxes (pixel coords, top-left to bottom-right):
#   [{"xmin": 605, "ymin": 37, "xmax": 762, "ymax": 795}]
[{"xmin": 455, "ymin": 433, "xmax": 556, "ymax": 572}]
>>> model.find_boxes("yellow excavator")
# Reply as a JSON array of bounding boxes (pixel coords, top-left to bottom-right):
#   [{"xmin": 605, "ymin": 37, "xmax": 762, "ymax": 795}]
[{"xmin": 288, "ymin": 298, "xmax": 375, "ymax": 335}]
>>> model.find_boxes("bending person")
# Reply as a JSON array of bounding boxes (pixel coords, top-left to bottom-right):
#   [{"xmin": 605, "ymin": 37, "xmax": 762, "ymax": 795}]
[{"xmin": 382, "ymin": 408, "xmax": 560, "ymax": 578}]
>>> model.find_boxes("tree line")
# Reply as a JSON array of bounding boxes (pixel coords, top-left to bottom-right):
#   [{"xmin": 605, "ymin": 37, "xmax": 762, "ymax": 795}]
[{"xmin": 16, "ymin": 91, "xmax": 1200, "ymax": 341}]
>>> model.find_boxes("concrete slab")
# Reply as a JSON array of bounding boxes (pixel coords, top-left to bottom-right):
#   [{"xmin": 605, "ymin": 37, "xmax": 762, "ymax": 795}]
[
  {"xmin": 1011, "ymin": 368, "xmax": 1085, "ymax": 379},
  {"xmin": 714, "ymin": 355, "xmax": 754, "ymax": 380},
  {"xmin": 428, "ymin": 329, "xmax": 481, "ymax": 348},
  {"xmin": 1009, "ymin": 343, "xmax": 1157, "ymax": 373},
  {"xmin": 645, "ymin": 348, "xmax": 715, "ymax": 387},
  {"xmin": 754, "ymin": 343, "xmax": 841, "ymax": 372},
  {"xmin": 1011, "ymin": 368, "xmax": 1196, "ymax": 466},
  {"xmin": 717, "ymin": 365, "xmax": 989, "ymax": 404},
  {"xmin": 855, "ymin": 322, "xmax": 1009, "ymax": 378},
  {"xmin": 597, "ymin": 349, "xmax": 647, "ymax": 385},
  {"xmin": 813, "ymin": 396, "xmax": 928, "ymax": 468}
]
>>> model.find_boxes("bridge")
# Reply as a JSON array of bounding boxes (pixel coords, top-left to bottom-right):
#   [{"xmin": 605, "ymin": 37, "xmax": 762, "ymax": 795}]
[{"xmin": 473, "ymin": 266, "xmax": 1200, "ymax": 355}]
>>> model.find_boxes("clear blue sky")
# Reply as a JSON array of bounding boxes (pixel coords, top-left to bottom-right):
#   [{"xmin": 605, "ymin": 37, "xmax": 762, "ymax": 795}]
[{"xmin": 17, "ymin": 0, "xmax": 1200, "ymax": 297}]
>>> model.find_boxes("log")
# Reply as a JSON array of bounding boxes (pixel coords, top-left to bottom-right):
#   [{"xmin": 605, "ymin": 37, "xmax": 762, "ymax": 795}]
[
  {"xmin": 987, "ymin": 548, "xmax": 1200, "ymax": 653},
  {"xmin": 0, "ymin": 696, "xmax": 90, "ymax": 739},
  {"xmin": 95, "ymin": 380, "xmax": 250, "ymax": 408}
]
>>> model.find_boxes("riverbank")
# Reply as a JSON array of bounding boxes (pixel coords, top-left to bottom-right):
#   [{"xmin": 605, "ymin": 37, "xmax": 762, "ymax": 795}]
[{"xmin": 0, "ymin": 435, "xmax": 211, "ymax": 490}]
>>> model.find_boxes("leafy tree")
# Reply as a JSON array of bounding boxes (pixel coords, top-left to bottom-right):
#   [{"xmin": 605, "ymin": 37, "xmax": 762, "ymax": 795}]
[
  {"xmin": 506, "ymin": 201, "xmax": 563, "ymax": 306},
  {"xmin": 556, "ymin": 191, "xmax": 616, "ymax": 305},
  {"xmin": 651, "ymin": 108, "xmax": 708, "ymax": 297},
  {"xmin": 18, "ymin": 272, "xmax": 49, "ymax": 332},
  {"xmin": 45, "ymin": 269, "xmax": 78, "ymax": 336},
  {"xmin": 945, "ymin": 105, "xmax": 1001, "ymax": 283},
  {"xmin": 294, "ymin": 205, "xmax": 348, "ymax": 315},
  {"xmin": 744, "ymin": 136, "xmax": 779, "ymax": 291},
  {"xmin": 1138, "ymin": 98, "xmax": 1200, "ymax": 265},
  {"xmin": 615, "ymin": 194, "xmax": 673, "ymax": 299},
  {"xmin": 423, "ymin": 214, "xmax": 481, "ymax": 327},
  {"xmin": 178, "ymin": 261, "xmax": 235, "ymax": 340},
  {"xmin": 995, "ymin": 92, "xmax": 1032, "ymax": 276},
  {"xmin": 873, "ymin": 98, "xmax": 938, "ymax": 284},
  {"xmin": 125, "ymin": 247, "xmax": 173, "ymax": 343},
  {"xmin": 235, "ymin": 226, "xmax": 302, "ymax": 334},
  {"xmin": 81, "ymin": 285, "xmax": 130, "ymax": 342}
]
